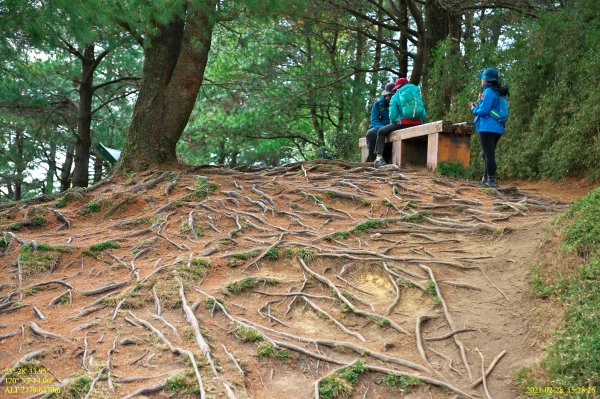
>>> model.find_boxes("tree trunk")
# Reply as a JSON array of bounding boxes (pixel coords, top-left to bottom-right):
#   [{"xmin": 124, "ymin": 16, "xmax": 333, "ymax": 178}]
[
  {"xmin": 71, "ymin": 44, "xmax": 95, "ymax": 188},
  {"xmin": 115, "ymin": 2, "xmax": 217, "ymax": 172},
  {"xmin": 45, "ymin": 143, "xmax": 57, "ymax": 194},
  {"xmin": 398, "ymin": 0, "xmax": 409, "ymax": 78},
  {"xmin": 369, "ymin": 0, "xmax": 384, "ymax": 99},
  {"xmin": 229, "ymin": 151, "xmax": 238, "ymax": 168},
  {"xmin": 93, "ymin": 151, "xmax": 103, "ymax": 183},
  {"xmin": 14, "ymin": 127, "xmax": 24, "ymax": 201},
  {"xmin": 60, "ymin": 144, "xmax": 75, "ymax": 192},
  {"xmin": 422, "ymin": 0, "xmax": 450, "ymax": 88}
]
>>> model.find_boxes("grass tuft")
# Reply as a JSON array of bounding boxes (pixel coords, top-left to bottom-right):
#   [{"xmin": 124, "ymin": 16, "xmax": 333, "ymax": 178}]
[
  {"xmin": 226, "ymin": 277, "xmax": 278, "ymax": 294},
  {"xmin": 324, "ymin": 231, "xmax": 350, "ymax": 241},
  {"xmin": 402, "ymin": 211, "xmax": 431, "ymax": 223},
  {"xmin": 230, "ymin": 250, "xmax": 259, "ymax": 260},
  {"xmin": 236, "ymin": 326, "xmax": 263, "ymax": 342},
  {"xmin": 352, "ymin": 219, "xmax": 387, "ymax": 234},
  {"xmin": 89, "ymin": 241, "xmax": 120, "ymax": 252},
  {"xmin": 18, "ymin": 244, "xmax": 62, "ymax": 278},
  {"xmin": 319, "ymin": 361, "xmax": 366, "ymax": 399},
  {"xmin": 517, "ymin": 187, "xmax": 600, "ymax": 391},
  {"xmin": 383, "ymin": 373, "xmax": 421, "ymax": 390},
  {"xmin": 78, "ymin": 201, "xmax": 101, "ymax": 215}
]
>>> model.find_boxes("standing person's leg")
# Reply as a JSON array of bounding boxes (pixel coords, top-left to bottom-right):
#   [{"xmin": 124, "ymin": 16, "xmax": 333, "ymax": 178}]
[
  {"xmin": 480, "ymin": 132, "xmax": 501, "ymax": 186},
  {"xmin": 365, "ymin": 128, "xmax": 378, "ymax": 162},
  {"xmin": 375, "ymin": 123, "xmax": 400, "ymax": 164},
  {"xmin": 479, "ymin": 133, "xmax": 489, "ymax": 184}
]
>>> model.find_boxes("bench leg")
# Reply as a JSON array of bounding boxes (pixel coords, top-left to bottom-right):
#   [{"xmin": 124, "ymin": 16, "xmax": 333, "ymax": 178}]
[
  {"xmin": 392, "ymin": 141, "xmax": 402, "ymax": 166},
  {"xmin": 427, "ymin": 133, "xmax": 439, "ymax": 171},
  {"xmin": 360, "ymin": 146, "xmax": 368, "ymax": 163}
]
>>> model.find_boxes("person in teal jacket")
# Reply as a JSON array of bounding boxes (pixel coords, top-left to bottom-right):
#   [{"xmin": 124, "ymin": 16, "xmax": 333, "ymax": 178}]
[
  {"xmin": 365, "ymin": 82, "xmax": 394, "ymax": 161},
  {"xmin": 373, "ymin": 78, "xmax": 426, "ymax": 166},
  {"xmin": 470, "ymin": 67, "xmax": 509, "ymax": 187}
]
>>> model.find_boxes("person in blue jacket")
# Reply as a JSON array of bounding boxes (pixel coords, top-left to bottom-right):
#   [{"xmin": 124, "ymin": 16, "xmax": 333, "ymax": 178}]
[
  {"xmin": 365, "ymin": 82, "xmax": 394, "ymax": 162},
  {"xmin": 470, "ymin": 67, "xmax": 509, "ymax": 187}
]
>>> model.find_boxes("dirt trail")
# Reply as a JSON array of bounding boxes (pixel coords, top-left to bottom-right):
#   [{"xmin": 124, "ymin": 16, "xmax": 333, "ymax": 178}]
[{"xmin": 0, "ymin": 162, "xmax": 588, "ymax": 399}]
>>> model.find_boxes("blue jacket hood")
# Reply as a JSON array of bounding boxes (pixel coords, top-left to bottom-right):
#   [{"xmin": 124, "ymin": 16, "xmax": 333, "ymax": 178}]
[{"xmin": 369, "ymin": 96, "xmax": 390, "ymax": 129}]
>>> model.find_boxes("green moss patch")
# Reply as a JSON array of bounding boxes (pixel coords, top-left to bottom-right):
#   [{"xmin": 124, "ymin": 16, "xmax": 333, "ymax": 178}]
[{"xmin": 226, "ymin": 277, "xmax": 278, "ymax": 294}]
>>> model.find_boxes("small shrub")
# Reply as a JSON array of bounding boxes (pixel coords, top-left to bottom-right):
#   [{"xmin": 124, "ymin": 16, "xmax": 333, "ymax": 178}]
[
  {"xmin": 204, "ymin": 297, "xmax": 224, "ymax": 311},
  {"xmin": 231, "ymin": 250, "xmax": 259, "ymax": 260},
  {"xmin": 18, "ymin": 244, "xmax": 62, "ymax": 278},
  {"xmin": 436, "ymin": 161, "xmax": 467, "ymax": 179},
  {"xmin": 55, "ymin": 196, "xmax": 68, "ymax": 208},
  {"xmin": 325, "ymin": 231, "xmax": 350, "ymax": 241},
  {"xmin": 89, "ymin": 241, "xmax": 120, "ymax": 252},
  {"xmin": 236, "ymin": 326, "xmax": 263, "ymax": 342},
  {"xmin": 402, "ymin": 211, "xmax": 431, "ymax": 223},
  {"xmin": 165, "ymin": 372, "xmax": 200, "ymax": 394},
  {"xmin": 297, "ymin": 248, "xmax": 316, "ymax": 262},
  {"xmin": 61, "ymin": 375, "xmax": 92, "ymax": 399},
  {"xmin": 226, "ymin": 259, "xmax": 240, "ymax": 268},
  {"xmin": 177, "ymin": 259, "xmax": 210, "ymax": 280},
  {"xmin": 191, "ymin": 257, "xmax": 211, "ymax": 268},
  {"xmin": 383, "ymin": 373, "xmax": 421, "ymax": 390},
  {"xmin": 265, "ymin": 247, "xmax": 279, "ymax": 260},
  {"xmin": 352, "ymin": 219, "xmax": 387, "ymax": 233},
  {"xmin": 319, "ymin": 361, "xmax": 366, "ymax": 399},
  {"xmin": 226, "ymin": 277, "xmax": 278, "ymax": 294},
  {"xmin": 368, "ymin": 316, "xmax": 391, "ymax": 328},
  {"xmin": 78, "ymin": 201, "xmax": 101, "ymax": 215}
]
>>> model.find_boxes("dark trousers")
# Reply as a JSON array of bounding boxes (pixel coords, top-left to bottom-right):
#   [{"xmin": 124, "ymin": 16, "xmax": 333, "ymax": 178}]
[
  {"xmin": 479, "ymin": 131, "xmax": 502, "ymax": 177},
  {"xmin": 365, "ymin": 128, "xmax": 379, "ymax": 162},
  {"xmin": 375, "ymin": 123, "xmax": 404, "ymax": 155}
]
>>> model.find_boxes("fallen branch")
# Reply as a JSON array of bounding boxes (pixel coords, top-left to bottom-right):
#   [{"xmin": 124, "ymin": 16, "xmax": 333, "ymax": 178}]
[
  {"xmin": 478, "ymin": 266, "xmax": 509, "ymax": 301},
  {"xmin": 51, "ymin": 209, "xmax": 71, "ymax": 229},
  {"xmin": 425, "ymin": 328, "xmax": 476, "ymax": 342},
  {"xmin": 82, "ymin": 281, "xmax": 129, "ymax": 296},
  {"xmin": 30, "ymin": 322, "xmax": 71, "ymax": 343},
  {"xmin": 469, "ymin": 350, "xmax": 506, "ymax": 389},
  {"xmin": 475, "ymin": 348, "xmax": 492, "ymax": 399}
]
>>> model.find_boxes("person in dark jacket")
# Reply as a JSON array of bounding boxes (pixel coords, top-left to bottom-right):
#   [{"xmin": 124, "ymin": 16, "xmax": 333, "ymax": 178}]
[
  {"xmin": 365, "ymin": 82, "xmax": 394, "ymax": 162},
  {"xmin": 470, "ymin": 67, "xmax": 509, "ymax": 187},
  {"xmin": 373, "ymin": 77, "xmax": 427, "ymax": 166}
]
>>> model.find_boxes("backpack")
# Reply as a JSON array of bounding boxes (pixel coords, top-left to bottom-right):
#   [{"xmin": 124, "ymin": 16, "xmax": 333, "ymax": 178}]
[
  {"xmin": 398, "ymin": 84, "xmax": 426, "ymax": 121},
  {"xmin": 489, "ymin": 94, "xmax": 509, "ymax": 124}
]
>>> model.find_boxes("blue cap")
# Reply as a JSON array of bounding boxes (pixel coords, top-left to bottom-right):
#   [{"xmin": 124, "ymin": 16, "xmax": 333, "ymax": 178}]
[{"xmin": 476, "ymin": 67, "xmax": 499, "ymax": 82}]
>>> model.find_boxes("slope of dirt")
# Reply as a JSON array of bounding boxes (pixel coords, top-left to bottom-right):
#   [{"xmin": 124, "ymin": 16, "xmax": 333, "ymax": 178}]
[{"xmin": 0, "ymin": 162, "xmax": 574, "ymax": 399}]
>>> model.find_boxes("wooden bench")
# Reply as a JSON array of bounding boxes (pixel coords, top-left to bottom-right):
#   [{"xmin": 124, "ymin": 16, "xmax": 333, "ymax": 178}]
[{"xmin": 358, "ymin": 120, "xmax": 474, "ymax": 170}]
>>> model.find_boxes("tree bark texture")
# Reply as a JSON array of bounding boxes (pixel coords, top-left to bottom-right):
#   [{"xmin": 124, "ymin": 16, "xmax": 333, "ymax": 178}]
[
  {"xmin": 115, "ymin": 1, "xmax": 217, "ymax": 172},
  {"xmin": 71, "ymin": 45, "xmax": 96, "ymax": 188},
  {"xmin": 60, "ymin": 144, "xmax": 74, "ymax": 192}
]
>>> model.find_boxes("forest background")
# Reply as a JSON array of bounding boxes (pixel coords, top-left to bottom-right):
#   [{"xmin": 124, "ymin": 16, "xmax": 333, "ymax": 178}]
[{"xmin": 0, "ymin": 0, "xmax": 598, "ymax": 201}]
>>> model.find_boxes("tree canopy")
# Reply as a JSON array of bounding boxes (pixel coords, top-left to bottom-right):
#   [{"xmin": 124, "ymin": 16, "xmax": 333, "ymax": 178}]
[{"xmin": 1, "ymin": 0, "xmax": 599, "ymax": 200}]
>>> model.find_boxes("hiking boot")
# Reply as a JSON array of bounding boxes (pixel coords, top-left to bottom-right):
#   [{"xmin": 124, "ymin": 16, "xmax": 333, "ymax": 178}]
[
  {"xmin": 479, "ymin": 174, "xmax": 488, "ymax": 186},
  {"xmin": 485, "ymin": 176, "xmax": 498, "ymax": 188},
  {"xmin": 374, "ymin": 158, "xmax": 387, "ymax": 167}
]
